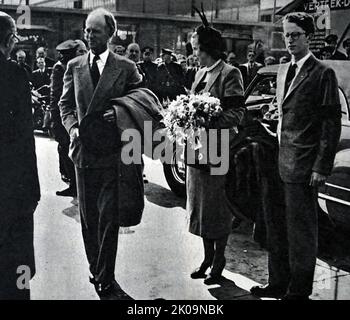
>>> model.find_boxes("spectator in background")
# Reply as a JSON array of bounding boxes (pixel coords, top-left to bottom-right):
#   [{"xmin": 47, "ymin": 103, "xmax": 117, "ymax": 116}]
[
  {"xmin": 31, "ymin": 57, "xmax": 51, "ymax": 98},
  {"xmin": 49, "ymin": 39, "xmax": 87, "ymax": 198},
  {"xmin": 138, "ymin": 46, "xmax": 158, "ymax": 94},
  {"xmin": 180, "ymin": 58, "xmax": 196, "ymax": 91},
  {"xmin": 279, "ymin": 55, "xmax": 290, "ymax": 64},
  {"xmin": 187, "ymin": 54, "xmax": 199, "ymax": 70},
  {"xmin": 157, "ymin": 48, "xmax": 186, "ymax": 102},
  {"xmin": 35, "ymin": 46, "xmax": 55, "ymax": 71},
  {"xmin": 239, "ymin": 50, "xmax": 263, "ymax": 89},
  {"xmin": 126, "ymin": 43, "xmax": 141, "ymax": 63},
  {"xmin": 16, "ymin": 49, "xmax": 32, "ymax": 79},
  {"xmin": 324, "ymin": 34, "xmax": 347, "ymax": 60},
  {"xmin": 343, "ymin": 38, "xmax": 350, "ymax": 60},
  {"xmin": 227, "ymin": 51, "xmax": 239, "ymax": 68},
  {"xmin": 264, "ymin": 56, "xmax": 276, "ymax": 66},
  {"xmin": 320, "ymin": 46, "xmax": 333, "ymax": 60}
]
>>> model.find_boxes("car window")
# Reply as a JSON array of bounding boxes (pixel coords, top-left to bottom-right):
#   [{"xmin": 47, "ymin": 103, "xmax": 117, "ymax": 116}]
[{"xmin": 246, "ymin": 76, "xmax": 277, "ymax": 104}]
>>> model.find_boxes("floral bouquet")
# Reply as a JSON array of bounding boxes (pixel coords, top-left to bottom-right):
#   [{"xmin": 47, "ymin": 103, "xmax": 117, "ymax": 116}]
[{"xmin": 162, "ymin": 93, "xmax": 223, "ymax": 149}]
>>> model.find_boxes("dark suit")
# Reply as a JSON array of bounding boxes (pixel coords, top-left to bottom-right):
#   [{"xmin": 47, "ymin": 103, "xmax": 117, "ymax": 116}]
[
  {"xmin": 137, "ymin": 60, "xmax": 158, "ymax": 94},
  {"xmin": 59, "ymin": 51, "xmax": 144, "ymax": 286},
  {"xmin": 156, "ymin": 61, "xmax": 186, "ymax": 101},
  {"xmin": 0, "ymin": 52, "xmax": 40, "ymax": 299},
  {"xmin": 31, "ymin": 68, "xmax": 51, "ymax": 98},
  {"xmin": 50, "ymin": 61, "xmax": 76, "ymax": 188},
  {"xmin": 239, "ymin": 62, "xmax": 263, "ymax": 89},
  {"xmin": 267, "ymin": 54, "xmax": 342, "ymax": 297}
]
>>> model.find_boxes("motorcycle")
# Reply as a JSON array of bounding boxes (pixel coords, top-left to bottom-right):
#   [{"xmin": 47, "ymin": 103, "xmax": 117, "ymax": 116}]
[{"xmin": 31, "ymin": 84, "xmax": 51, "ymax": 135}]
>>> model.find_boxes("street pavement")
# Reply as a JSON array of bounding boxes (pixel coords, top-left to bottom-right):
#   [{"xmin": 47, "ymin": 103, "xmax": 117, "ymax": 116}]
[{"xmin": 30, "ymin": 134, "xmax": 350, "ymax": 300}]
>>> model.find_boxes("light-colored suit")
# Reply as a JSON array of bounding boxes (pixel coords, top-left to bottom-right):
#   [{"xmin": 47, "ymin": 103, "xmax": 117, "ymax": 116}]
[
  {"xmin": 59, "ymin": 51, "xmax": 142, "ymax": 168},
  {"xmin": 58, "ymin": 50, "xmax": 144, "ymax": 286}
]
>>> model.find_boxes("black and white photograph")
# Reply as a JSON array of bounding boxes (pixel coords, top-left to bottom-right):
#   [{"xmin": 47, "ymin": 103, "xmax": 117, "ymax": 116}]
[{"xmin": 0, "ymin": 0, "xmax": 350, "ymax": 306}]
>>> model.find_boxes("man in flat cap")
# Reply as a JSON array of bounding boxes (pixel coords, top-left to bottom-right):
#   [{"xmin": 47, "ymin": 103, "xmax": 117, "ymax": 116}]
[
  {"xmin": 0, "ymin": 11, "xmax": 40, "ymax": 299},
  {"xmin": 50, "ymin": 39, "xmax": 87, "ymax": 197},
  {"xmin": 343, "ymin": 38, "xmax": 350, "ymax": 60},
  {"xmin": 138, "ymin": 46, "xmax": 158, "ymax": 94},
  {"xmin": 59, "ymin": 8, "xmax": 145, "ymax": 300},
  {"xmin": 156, "ymin": 48, "xmax": 186, "ymax": 102},
  {"xmin": 324, "ymin": 34, "xmax": 347, "ymax": 60}
]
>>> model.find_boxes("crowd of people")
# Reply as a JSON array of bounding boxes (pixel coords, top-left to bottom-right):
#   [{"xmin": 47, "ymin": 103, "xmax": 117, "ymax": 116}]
[{"xmin": 0, "ymin": 6, "xmax": 345, "ymax": 301}]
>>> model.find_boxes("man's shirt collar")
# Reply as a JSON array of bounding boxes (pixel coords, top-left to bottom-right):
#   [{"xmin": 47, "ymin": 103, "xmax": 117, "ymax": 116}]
[
  {"xmin": 89, "ymin": 48, "xmax": 109, "ymax": 65},
  {"xmin": 291, "ymin": 51, "xmax": 311, "ymax": 70}
]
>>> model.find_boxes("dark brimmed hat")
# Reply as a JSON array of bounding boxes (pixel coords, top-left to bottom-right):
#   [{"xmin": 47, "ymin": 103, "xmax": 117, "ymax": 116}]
[
  {"xmin": 193, "ymin": 5, "xmax": 225, "ymax": 60},
  {"xmin": 56, "ymin": 40, "xmax": 78, "ymax": 52},
  {"xmin": 79, "ymin": 111, "xmax": 121, "ymax": 156},
  {"xmin": 161, "ymin": 48, "xmax": 173, "ymax": 56},
  {"xmin": 325, "ymin": 34, "xmax": 338, "ymax": 44},
  {"xmin": 343, "ymin": 38, "xmax": 350, "ymax": 48}
]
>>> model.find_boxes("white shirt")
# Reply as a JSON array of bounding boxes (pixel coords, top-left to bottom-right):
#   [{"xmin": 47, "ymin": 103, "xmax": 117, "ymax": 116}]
[{"xmin": 89, "ymin": 48, "xmax": 109, "ymax": 75}]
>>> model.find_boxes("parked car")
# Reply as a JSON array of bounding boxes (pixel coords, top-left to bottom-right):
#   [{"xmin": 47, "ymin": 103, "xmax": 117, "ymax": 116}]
[{"xmin": 163, "ymin": 61, "xmax": 350, "ymax": 230}]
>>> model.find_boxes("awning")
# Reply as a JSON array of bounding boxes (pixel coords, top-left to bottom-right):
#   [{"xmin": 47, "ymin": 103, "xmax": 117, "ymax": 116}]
[
  {"xmin": 17, "ymin": 24, "xmax": 55, "ymax": 32},
  {"xmin": 276, "ymin": 0, "xmax": 304, "ymax": 16}
]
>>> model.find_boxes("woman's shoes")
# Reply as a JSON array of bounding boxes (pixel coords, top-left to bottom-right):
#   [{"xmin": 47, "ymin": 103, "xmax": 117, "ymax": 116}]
[
  {"xmin": 204, "ymin": 258, "xmax": 226, "ymax": 285},
  {"xmin": 190, "ymin": 264, "xmax": 211, "ymax": 279}
]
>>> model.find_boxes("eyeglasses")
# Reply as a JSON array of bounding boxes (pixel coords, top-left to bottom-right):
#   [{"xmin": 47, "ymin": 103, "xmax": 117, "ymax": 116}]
[
  {"xmin": 283, "ymin": 32, "xmax": 306, "ymax": 40},
  {"xmin": 6, "ymin": 32, "xmax": 20, "ymax": 43}
]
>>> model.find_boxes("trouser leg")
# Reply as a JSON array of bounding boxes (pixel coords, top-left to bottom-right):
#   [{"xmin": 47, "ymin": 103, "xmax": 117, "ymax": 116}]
[
  {"xmin": 284, "ymin": 183, "xmax": 318, "ymax": 297},
  {"xmin": 76, "ymin": 168, "xmax": 120, "ymax": 286},
  {"xmin": 0, "ymin": 201, "xmax": 36, "ymax": 300}
]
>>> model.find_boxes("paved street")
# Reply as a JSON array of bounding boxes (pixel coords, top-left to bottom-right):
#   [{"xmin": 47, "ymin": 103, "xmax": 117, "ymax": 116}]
[{"xmin": 30, "ymin": 134, "xmax": 350, "ymax": 300}]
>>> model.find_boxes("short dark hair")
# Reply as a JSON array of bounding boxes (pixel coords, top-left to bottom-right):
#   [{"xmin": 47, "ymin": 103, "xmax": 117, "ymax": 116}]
[
  {"xmin": 283, "ymin": 12, "xmax": 315, "ymax": 36},
  {"xmin": 88, "ymin": 8, "xmax": 117, "ymax": 38},
  {"xmin": 0, "ymin": 12, "xmax": 14, "ymax": 44}
]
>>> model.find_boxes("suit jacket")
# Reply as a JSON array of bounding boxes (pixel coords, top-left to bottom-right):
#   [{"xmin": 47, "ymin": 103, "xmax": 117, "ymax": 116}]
[
  {"xmin": 192, "ymin": 60, "xmax": 245, "ymax": 129},
  {"xmin": 59, "ymin": 50, "xmax": 142, "ymax": 169},
  {"xmin": 239, "ymin": 62, "xmax": 263, "ymax": 89},
  {"xmin": 0, "ymin": 52, "xmax": 40, "ymax": 205},
  {"xmin": 276, "ymin": 54, "xmax": 342, "ymax": 183}
]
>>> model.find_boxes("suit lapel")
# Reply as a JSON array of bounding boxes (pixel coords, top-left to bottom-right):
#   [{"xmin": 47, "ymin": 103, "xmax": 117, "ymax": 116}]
[
  {"xmin": 191, "ymin": 68, "xmax": 206, "ymax": 93},
  {"xmin": 87, "ymin": 52, "xmax": 123, "ymax": 115},
  {"xmin": 76, "ymin": 54, "xmax": 94, "ymax": 114},
  {"xmin": 205, "ymin": 61, "xmax": 224, "ymax": 93},
  {"xmin": 278, "ymin": 62, "xmax": 290, "ymax": 105},
  {"xmin": 283, "ymin": 55, "xmax": 315, "ymax": 104}
]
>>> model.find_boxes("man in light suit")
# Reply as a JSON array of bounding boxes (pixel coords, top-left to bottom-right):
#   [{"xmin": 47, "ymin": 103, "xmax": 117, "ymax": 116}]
[
  {"xmin": 59, "ymin": 8, "xmax": 144, "ymax": 300},
  {"xmin": 251, "ymin": 12, "xmax": 341, "ymax": 300}
]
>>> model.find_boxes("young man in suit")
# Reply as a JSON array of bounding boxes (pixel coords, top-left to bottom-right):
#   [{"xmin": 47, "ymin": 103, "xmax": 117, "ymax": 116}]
[
  {"xmin": 59, "ymin": 8, "xmax": 144, "ymax": 300},
  {"xmin": 0, "ymin": 11, "xmax": 40, "ymax": 299},
  {"xmin": 251, "ymin": 12, "xmax": 341, "ymax": 300}
]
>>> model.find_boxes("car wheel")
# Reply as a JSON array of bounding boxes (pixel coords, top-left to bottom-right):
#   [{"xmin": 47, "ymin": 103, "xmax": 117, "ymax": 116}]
[{"xmin": 163, "ymin": 147, "xmax": 186, "ymax": 197}]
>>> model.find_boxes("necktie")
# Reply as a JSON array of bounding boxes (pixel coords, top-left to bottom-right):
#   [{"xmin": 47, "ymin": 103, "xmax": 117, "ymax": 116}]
[
  {"xmin": 284, "ymin": 63, "xmax": 297, "ymax": 97},
  {"xmin": 91, "ymin": 55, "xmax": 100, "ymax": 88}
]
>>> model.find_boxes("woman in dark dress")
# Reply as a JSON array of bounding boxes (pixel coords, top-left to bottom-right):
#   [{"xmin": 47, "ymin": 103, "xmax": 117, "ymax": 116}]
[{"xmin": 188, "ymin": 10, "xmax": 245, "ymax": 285}]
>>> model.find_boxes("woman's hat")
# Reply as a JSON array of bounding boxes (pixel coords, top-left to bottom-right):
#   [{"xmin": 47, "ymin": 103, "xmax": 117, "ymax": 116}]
[{"xmin": 193, "ymin": 4, "xmax": 225, "ymax": 59}]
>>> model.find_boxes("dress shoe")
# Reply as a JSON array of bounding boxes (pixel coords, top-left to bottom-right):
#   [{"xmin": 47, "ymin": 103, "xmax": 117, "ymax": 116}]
[
  {"xmin": 191, "ymin": 266, "xmax": 209, "ymax": 279},
  {"xmin": 91, "ymin": 279, "xmax": 133, "ymax": 300},
  {"xmin": 281, "ymin": 294, "xmax": 310, "ymax": 300},
  {"xmin": 250, "ymin": 284, "xmax": 286, "ymax": 299},
  {"xmin": 56, "ymin": 187, "xmax": 77, "ymax": 197}
]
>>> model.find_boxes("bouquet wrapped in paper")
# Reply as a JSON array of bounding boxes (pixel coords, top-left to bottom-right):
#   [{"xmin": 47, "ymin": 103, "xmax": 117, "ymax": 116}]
[{"xmin": 162, "ymin": 93, "xmax": 223, "ymax": 149}]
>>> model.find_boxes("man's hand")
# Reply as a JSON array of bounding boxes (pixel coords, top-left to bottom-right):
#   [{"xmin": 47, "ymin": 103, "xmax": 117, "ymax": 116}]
[
  {"xmin": 309, "ymin": 172, "xmax": 327, "ymax": 187},
  {"xmin": 103, "ymin": 109, "xmax": 116, "ymax": 123}
]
